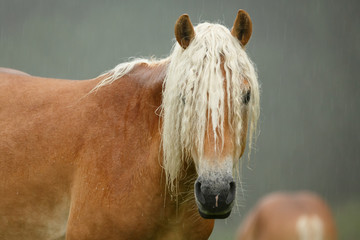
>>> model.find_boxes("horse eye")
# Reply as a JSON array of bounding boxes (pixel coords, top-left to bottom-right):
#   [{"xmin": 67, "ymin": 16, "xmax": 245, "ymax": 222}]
[{"xmin": 243, "ymin": 90, "xmax": 251, "ymax": 105}]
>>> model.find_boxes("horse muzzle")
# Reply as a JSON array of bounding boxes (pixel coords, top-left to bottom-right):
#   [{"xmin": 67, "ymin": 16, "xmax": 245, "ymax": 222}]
[{"xmin": 194, "ymin": 175, "xmax": 236, "ymax": 219}]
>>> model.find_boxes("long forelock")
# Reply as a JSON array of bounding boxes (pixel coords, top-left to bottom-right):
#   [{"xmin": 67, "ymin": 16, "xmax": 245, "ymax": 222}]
[{"xmin": 162, "ymin": 22, "xmax": 259, "ymax": 191}]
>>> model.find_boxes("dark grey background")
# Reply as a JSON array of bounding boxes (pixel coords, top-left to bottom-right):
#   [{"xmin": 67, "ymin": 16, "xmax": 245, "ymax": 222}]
[{"xmin": 1, "ymin": 0, "xmax": 359, "ymax": 239}]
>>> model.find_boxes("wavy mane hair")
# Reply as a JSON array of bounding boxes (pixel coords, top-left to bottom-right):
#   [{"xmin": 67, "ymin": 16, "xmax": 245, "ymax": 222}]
[{"xmin": 92, "ymin": 22, "xmax": 259, "ymax": 191}]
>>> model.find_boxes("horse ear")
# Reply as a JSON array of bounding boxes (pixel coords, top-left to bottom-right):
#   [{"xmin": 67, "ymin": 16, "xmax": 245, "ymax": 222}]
[
  {"xmin": 231, "ymin": 10, "xmax": 252, "ymax": 47},
  {"xmin": 175, "ymin": 14, "xmax": 195, "ymax": 49}
]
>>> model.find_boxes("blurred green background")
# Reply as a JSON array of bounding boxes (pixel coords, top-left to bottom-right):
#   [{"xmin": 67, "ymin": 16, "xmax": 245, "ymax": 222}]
[{"xmin": 0, "ymin": 0, "xmax": 359, "ymax": 239}]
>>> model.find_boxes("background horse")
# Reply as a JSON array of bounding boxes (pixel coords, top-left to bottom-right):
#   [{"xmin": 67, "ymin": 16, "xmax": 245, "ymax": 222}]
[
  {"xmin": 236, "ymin": 192, "xmax": 337, "ymax": 240},
  {"xmin": 0, "ymin": 10, "xmax": 259, "ymax": 240}
]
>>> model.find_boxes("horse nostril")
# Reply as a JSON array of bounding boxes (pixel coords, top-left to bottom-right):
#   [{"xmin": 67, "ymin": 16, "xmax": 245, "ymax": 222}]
[
  {"xmin": 226, "ymin": 181, "xmax": 236, "ymax": 205},
  {"xmin": 195, "ymin": 181, "xmax": 205, "ymax": 205},
  {"xmin": 195, "ymin": 181, "xmax": 201, "ymax": 192},
  {"xmin": 229, "ymin": 181, "xmax": 236, "ymax": 192}
]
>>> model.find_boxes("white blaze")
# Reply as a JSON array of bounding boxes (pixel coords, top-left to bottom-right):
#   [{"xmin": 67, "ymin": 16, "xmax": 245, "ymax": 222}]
[{"xmin": 296, "ymin": 215, "xmax": 324, "ymax": 240}]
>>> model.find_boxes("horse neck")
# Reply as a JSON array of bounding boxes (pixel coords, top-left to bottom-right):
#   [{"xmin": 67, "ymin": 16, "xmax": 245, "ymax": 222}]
[
  {"xmin": 84, "ymin": 63, "xmax": 213, "ymax": 236},
  {"xmin": 107, "ymin": 61, "xmax": 200, "ymax": 210},
  {"xmin": 81, "ymin": 61, "xmax": 167, "ymax": 176}
]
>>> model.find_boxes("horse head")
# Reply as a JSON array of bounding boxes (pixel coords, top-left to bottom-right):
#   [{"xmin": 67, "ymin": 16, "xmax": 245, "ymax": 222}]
[{"xmin": 162, "ymin": 10, "xmax": 259, "ymax": 219}]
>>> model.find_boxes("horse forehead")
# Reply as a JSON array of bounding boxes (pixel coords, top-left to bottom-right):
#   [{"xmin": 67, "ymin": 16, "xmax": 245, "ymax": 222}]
[{"xmin": 218, "ymin": 59, "xmax": 250, "ymax": 88}]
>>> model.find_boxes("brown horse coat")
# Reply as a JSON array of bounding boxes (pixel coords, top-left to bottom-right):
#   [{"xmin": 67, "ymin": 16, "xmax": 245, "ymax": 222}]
[{"xmin": 0, "ymin": 65, "xmax": 213, "ymax": 240}]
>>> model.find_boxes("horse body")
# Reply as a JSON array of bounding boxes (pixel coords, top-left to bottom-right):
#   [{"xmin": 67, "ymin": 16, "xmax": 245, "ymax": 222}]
[
  {"xmin": 0, "ymin": 64, "xmax": 214, "ymax": 240},
  {"xmin": 236, "ymin": 192, "xmax": 337, "ymax": 240},
  {"xmin": 0, "ymin": 10, "xmax": 258, "ymax": 240}
]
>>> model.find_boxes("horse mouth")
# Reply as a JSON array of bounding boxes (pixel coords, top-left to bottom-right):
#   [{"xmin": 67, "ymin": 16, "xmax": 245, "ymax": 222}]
[
  {"xmin": 197, "ymin": 208, "xmax": 232, "ymax": 219},
  {"xmin": 196, "ymin": 199, "xmax": 233, "ymax": 219}
]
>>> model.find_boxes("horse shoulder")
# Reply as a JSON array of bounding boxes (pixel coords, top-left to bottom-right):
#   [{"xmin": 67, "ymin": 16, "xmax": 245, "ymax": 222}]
[{"xmin": 64, "ymin": 64, "xmax": 170, "ymax": 239}]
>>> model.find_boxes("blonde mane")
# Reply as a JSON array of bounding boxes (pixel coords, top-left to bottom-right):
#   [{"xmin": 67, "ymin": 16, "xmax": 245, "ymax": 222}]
[{"xmin": 92, "ymin": 22, "xmax": 260, "ymax": 192}]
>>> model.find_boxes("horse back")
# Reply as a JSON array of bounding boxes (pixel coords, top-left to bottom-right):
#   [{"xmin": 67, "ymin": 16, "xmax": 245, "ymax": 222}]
[{"xmin": 0, "ymin": 67, "xmax": 30, "ymax": 76}]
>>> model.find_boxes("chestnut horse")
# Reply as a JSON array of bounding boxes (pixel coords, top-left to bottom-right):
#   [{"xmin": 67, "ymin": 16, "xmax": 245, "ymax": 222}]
[
  {"xmin": 236, "ymin": 192, "xmax": 337, "ymax": 240},
  {"xmin": 0, "ymin": 10, "xmax": 259, "ymax": 240}
]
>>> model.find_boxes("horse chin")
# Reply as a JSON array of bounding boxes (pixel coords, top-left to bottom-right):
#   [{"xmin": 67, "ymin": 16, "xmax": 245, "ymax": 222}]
[
  {"xmin": 197, "ymin": 209, "xmax": 232, "ymax": 219},
  {"xmin": 196, "ymin": 200, "xmax": 233, "ymax": 219}
]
